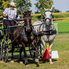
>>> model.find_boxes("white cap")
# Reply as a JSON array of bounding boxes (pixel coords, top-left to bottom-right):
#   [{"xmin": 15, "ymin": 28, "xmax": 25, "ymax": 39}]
[{"xmin": 10, "ymin": 2, "xmax": 15, "ymax": 7}]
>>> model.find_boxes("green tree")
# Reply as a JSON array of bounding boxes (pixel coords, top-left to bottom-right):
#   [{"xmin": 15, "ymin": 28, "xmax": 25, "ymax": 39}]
[
  {"xmin": 13, "ymin": 0, "xmax": 32, "ymax": 18},
  {"xmin": 35, "ymin": 0, "xmax": 53, "ymax": 19},
  {"xmin": 0, "ymin": 0, "xmax": 10, "ymax": 17},
  {"xmin": 0, "ymin": 1, "xmax": 3, "ymax": 9},
  {"xmin": 0, "ymin": 0, "xmax": 11, "ymax": 9}
]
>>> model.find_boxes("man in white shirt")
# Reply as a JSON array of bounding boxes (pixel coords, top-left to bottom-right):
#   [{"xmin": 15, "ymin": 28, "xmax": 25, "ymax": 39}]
[{"xmin": 3, "ymin": 2, "xmax": 17, "ymax": 28}]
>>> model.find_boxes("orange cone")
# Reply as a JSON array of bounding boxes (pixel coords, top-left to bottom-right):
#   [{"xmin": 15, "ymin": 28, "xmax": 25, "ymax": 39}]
[{"xmin": 42, "ymin": 45, "xmax": 49, "ymax": 59}]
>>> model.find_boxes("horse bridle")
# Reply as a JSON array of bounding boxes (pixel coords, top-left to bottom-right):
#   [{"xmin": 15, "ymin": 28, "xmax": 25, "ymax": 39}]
[
  {"xmin": 23, "ymin": 17, "xmax": 35, "ymax": 31},
  {"xmin": 44, "ymin": 18, "xmax": 51, "ymax": 25},
  {"xmin": 45, "ymin": 18, "xmax": 51, "ymax": 22}
]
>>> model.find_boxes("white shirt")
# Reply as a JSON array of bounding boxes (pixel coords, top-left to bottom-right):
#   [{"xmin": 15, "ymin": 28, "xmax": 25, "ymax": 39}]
[{"xmin": 3, "ymin": 8, "xmax": 17, "ymax": 20}]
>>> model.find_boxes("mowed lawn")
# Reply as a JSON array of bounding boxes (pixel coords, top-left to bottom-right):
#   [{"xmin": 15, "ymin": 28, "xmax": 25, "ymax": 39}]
[
  {"xmin": 54, "ymin": 21, "xmax": 69, "ymax": 33},
  {"xmin": 0, "ymin": 33, "xmax": 69, "ymax": 69},
  {"xmin": 0, "ymin": 21, "xmax": 69, "ymax": 69}
]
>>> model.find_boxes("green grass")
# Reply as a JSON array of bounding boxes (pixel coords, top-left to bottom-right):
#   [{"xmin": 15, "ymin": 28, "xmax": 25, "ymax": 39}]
[
  {"xmin": 0, "ymin": 21, "xmax": 69, "ymax": 69},
  {"xmin": 54, "ymin": 21, "xmax": 69, "ymax": 33},
  {"xmin": 0, "ymin": 33, "xmax": 69, "ymax": 69}
]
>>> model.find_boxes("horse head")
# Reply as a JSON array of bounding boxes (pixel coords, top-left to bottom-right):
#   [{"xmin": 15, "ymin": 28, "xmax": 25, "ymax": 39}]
[
  {"xmin": 44, "ymin": 8, "xmax": 52, "ymax": 26},
  {"xmin": 23, "ymin": 11, "xmax": 32, "ymax": 32}
]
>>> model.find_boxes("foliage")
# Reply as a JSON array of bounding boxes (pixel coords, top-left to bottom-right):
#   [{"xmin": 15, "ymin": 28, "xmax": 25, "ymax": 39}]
[
  {"xmin": 0, "ymin": 10, "xmax": 3, "ymax": 16},
  {"xmin": 13, "ymin": 0, "xmax": 32, "ymax": 17},
  {"xmin": 0, "ymin": 0, "xmax": 11, "ymax": 9},
  {"xmin": 35, "ymin": 0, "xmax": 53, "ymax": 19}
]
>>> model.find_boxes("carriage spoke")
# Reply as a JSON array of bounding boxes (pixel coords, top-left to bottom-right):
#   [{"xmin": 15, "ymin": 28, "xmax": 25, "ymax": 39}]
[{"xmin": 1, "ymin": 40, "xmax": 8, "ymax": 63}]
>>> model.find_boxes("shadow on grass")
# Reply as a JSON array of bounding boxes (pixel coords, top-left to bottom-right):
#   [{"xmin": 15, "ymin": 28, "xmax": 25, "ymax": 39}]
[
  {"xmin": 39, "ymin": 59, "xmax": 57, "ymax": 63},
  {"xmin": 7, "ymin": 54, "xmax": 57, "ymax": 67},
  {"xmin": 7, "ymin": 54, "xmax": 39, "ymax": 67}
]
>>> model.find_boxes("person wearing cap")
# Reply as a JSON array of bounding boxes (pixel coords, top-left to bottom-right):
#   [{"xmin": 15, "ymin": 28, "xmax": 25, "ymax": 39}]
[{"xmin": 3, "ymin": 2, "xmax": 17, "ymax": 29}]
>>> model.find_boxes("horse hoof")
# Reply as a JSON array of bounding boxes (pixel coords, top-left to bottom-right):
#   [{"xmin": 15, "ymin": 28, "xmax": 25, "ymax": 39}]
[
  {"xmin": 26, "ymin": 64, "xmax": 29, "ymax": 67},
  {"xmin": 35, "ymin": 59, "xmax": 39, "ymax": 63},
  {"xmin": 38, "ymin": 56, "xmax": 40, "ymax": 59},
  {"xmin": 20, "ymin": 61, "xmax": 23, "ymax": 64},
  {"xmin": 11, "ymin": 60, "xmax": 14, "ymax": 63},
  {"xmin": 50, "ymin": 62, "xmax": 53, "ymax": 64},
  {"xmin": 39, "ymin": 58, "xmax": 42, "ymax": 60}
]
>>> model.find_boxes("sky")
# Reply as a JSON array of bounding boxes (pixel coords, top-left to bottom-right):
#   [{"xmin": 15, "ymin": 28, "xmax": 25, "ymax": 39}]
[{"xmin": 30, "ymin": 0, "xmax": 69, "ymax": 13}]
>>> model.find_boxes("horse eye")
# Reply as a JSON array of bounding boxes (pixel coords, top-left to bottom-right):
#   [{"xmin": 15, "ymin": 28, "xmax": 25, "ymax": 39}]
[
  {"xmin": 44, "ymin": 14, "xmax": 46, "ymax": 16},
  {"xmin": 50, "ymin": 14, "xmax": 52, "ymax": 17}
]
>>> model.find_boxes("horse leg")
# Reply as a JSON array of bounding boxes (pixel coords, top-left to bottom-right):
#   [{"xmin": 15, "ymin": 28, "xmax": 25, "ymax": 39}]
[
  {"xmin": 32, "ymin": 40, "xmax": 39, "ymax": 62},
  {"xmin": 11, "ymin": 43, "xmax": 14, "ymax": 63},
  {"xmin": 41, "ymin": 39, "xmax": 46, "ymax": 56},
  {"xmin": 49, "ymin": 40, "xmax": 54, "ymax": 64},
  {"xmin": 21, "ymin": 42, "xmax": 29, "ymax": 67},
  {"xmin": 19, "ymin": 47, "xmax": 23, "ymax": 64},
  {"xmin": 29, "ymin": 45, "xmax": 33, "ymax": 58}
]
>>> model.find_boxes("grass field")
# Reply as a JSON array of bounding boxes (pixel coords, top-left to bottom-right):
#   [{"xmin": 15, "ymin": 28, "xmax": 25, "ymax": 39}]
[
  {"xmin": 0, "ymin": 33, "xmax": 69, "ymax": 69},
  {"xmin": 54, "ymin": 21, "xmax": 69, "ymax": 33},
  {"xmin": 0, "ymin": 21, "xmax": 69, "ymax": 69}
]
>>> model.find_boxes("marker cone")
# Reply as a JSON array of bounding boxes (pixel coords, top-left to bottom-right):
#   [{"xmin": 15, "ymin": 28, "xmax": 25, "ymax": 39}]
[{"xmin": 42, "ymin": 45, "xmax": 49, "ymax": 59}]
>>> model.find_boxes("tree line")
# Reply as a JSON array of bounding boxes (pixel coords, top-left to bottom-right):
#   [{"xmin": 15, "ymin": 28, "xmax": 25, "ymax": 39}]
[{"xmin": 0, "ymin": 0, "xmax": 53, "ymax": 12}]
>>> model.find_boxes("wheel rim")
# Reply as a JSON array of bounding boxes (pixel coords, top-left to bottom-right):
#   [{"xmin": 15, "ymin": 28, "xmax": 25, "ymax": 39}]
[
  {"xmin": 0, "ymin": 41, "xmax": 2, "ymax": 60},
  {"xmin": 2, "ymin": 40, "xmax": 8, "ymax": 62}
]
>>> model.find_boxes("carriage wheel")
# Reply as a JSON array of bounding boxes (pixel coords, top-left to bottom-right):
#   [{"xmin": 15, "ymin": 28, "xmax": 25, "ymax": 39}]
[
  {"xmin": 0, "ymin": 41, "xmax": 2, "ymax": 60},
  {"xmin": 1, "ymin": 40, "xmax": 8, "ymax": 62}
]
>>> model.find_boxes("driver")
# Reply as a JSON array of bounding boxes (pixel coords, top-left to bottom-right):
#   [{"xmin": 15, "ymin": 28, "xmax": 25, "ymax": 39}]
[{"xmin": 3, "ymin": 2, "xmax": 17, "ymax": 28}]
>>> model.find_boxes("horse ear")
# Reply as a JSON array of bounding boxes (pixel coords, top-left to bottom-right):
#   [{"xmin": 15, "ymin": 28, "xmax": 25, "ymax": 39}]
[
  {"xmin": 29, "ymin": 11, "xmax": 32, "ymax": 14},
  {"xmin": 44, "ymin": 8, "xmax": 47, "ymax": 11},
  {"xmin": 23, "ymin": 12, "xmax": 25, "ymax": 14}
]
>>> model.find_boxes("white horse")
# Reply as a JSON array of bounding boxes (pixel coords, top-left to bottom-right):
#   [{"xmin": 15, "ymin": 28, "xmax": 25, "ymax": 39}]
[{"xmin": 33, "ymin": 8, "xmax": 56, "ymax": 64}]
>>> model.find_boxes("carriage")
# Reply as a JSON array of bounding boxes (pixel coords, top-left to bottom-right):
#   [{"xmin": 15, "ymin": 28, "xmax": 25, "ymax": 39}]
[
  {"xmin": 0, "ymin": 19, "xmax": 25, "ymax": 62},
  {"xmin": 0, "ymin": 9, "xmax": 56, "ymax": 66}
]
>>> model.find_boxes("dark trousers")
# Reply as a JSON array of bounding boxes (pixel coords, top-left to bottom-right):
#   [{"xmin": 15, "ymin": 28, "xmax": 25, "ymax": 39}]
[
  {"xmin": 3, "ymin": 20, "xmax": 15, "ymax": 36},
  {"xmin": 3, "ymin": 20, "xmax": 15, "ymax": 29}
]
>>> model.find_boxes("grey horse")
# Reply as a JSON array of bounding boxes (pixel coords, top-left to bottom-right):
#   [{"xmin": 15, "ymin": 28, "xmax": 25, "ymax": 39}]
[{"xmin": 33, "ymin": 8, "xmax": 56, "ymax": 64}]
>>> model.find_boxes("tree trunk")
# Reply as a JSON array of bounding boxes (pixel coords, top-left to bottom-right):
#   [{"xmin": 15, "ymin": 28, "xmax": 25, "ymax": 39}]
[{"xmin": 20, "ymin": 6, "xmax": 23, "ymax": 18}]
